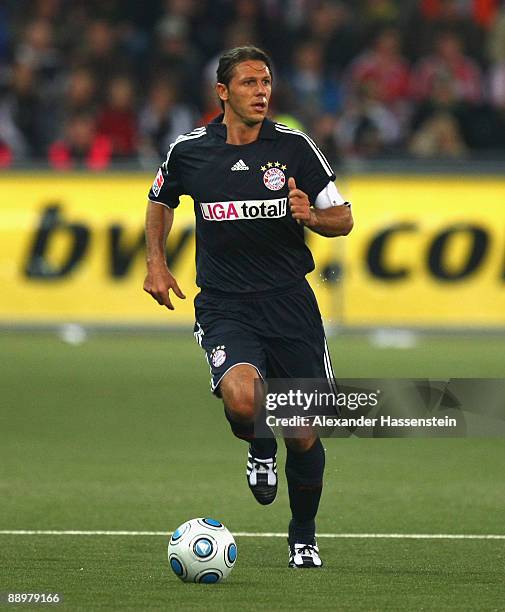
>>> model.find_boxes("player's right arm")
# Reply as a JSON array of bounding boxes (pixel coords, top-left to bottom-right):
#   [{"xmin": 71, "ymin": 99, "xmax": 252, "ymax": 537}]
[
  {"xmin": 143, "ymin": 201, "xmax": 186, "ymax": 310},
  {"xmin": 143, "ymin": 141, "xmax": 186, "ymax": 310}
]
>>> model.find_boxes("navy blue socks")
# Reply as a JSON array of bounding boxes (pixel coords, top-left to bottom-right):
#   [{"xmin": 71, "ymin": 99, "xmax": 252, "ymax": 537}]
[{"xmin": 285, "ymin": 438, "xmax": 325, "ymax": 543}]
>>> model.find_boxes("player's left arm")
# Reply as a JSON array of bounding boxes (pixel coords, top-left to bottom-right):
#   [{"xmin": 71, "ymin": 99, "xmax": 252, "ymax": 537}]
[{"xmin": 288, "ymin": 177, "xmax": 354, "ymax": 238}]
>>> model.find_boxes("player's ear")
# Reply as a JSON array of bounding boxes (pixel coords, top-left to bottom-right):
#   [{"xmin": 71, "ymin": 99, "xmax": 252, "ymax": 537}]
[{"xmin": 215, "ymin": 82, "xmax": 228, "ymax": 104}]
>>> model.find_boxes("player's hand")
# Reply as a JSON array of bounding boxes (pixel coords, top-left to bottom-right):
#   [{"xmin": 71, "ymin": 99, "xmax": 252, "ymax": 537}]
[
  {"xmin": 288, "ymin": 177, "xmax": 316, "ymax": 226},
  {"xmin": 143, "ymin": 263, "xmax": 186, "ymax": 310}
]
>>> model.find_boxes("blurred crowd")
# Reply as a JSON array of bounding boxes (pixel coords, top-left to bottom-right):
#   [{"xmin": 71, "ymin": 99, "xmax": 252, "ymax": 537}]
[{"xmin": 1, "ymin": 0, "xmax": 505, "ymax": 169}]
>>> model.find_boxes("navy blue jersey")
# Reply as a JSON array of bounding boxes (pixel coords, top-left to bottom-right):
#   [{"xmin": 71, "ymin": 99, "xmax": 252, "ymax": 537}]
[{"xmin": 148, "ymin": 115, "xmax": 336, "ymax": 294}]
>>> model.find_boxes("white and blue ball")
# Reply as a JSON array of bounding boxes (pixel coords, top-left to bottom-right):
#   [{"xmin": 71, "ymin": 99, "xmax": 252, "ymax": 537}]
[{"xmin": 168, "ymin": 518, "xmax": 237, "ymax": 583}]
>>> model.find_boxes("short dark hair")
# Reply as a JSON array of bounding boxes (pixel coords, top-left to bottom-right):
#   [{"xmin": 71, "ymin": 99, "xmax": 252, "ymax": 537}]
[{"xmin": 216, "ymin": 45, "xmax": 273, "ymax": 88}]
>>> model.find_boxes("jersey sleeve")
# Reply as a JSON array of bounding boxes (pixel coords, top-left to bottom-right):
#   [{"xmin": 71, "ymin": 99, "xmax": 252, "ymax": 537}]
[
  {"xmin": 296, "ymin": 134, "xmax": 337, "ymax": 204},
  {"xmin": 147, "ymin": 143, "xmax": 183, "ymax": 208}
]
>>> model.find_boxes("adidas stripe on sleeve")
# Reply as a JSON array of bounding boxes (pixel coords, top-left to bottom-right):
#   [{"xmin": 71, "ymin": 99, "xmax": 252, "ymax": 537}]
[
  {"xmin": 274, "ymin": 124, "xmax": 337, "ymax": 203},
  {"xmin": 148, "ymin": 128, "xmax": 207, "ymax": 209}
]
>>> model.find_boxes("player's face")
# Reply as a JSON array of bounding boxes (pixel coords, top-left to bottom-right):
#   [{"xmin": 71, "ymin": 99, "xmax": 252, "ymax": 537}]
[{"xmin": 219, "ymin": 60, "xmax": 272, "ymax": 126}]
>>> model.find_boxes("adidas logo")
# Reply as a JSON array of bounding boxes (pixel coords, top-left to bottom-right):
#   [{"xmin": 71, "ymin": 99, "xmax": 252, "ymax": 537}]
[{"xmin": 231, "ymin": 159, "xmax": 249, "ymax": 171}]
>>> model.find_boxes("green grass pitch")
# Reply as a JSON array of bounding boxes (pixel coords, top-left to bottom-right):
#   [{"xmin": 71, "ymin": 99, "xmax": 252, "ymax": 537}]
[{"xmin": 1, "ymin": 332, "xmax": 505, "ymax": 610}]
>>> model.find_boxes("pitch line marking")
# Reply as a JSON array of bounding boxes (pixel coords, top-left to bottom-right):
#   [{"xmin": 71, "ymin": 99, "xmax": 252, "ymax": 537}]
[{"xmin": 0, "ymin": 530, "xmax": 505, "ymax": 540}]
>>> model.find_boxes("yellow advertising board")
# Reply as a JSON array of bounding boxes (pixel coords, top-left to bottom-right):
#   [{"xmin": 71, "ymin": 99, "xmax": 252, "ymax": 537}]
[
  {"xmin": 345, "ymin": 177, "xmax": 505, "ymax": 326},
  {"xmin": 1, "ymin": 174, "xmax": 194, "ymax": 324},
  {"xmin": 0, "ymin": 173, "xmax": 504, "ymax": 327}
]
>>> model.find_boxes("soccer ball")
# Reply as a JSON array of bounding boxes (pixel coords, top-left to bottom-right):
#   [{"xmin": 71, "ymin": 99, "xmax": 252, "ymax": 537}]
[{"xmin": 168, "ymin": 518, "xmax": 237, "ymax": 583}]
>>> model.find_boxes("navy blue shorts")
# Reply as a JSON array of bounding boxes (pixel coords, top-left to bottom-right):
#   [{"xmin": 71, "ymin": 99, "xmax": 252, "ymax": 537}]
[{"xmin": 193, "ymin": 280, "xmax": 336, "ymax": 396}]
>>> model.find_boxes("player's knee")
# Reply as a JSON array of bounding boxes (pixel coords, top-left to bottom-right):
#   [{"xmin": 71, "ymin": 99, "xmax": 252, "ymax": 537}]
[
  {"xmin": 223, "ymin": 384, "xmax": 256, "ymax": 422},
  {"xmin": 219, "ymin": 365, "xmax": 260, "ymax": 423},
  {"xmin": 284, "ymin": 434, "xmax": 317, "ymax": 453}
]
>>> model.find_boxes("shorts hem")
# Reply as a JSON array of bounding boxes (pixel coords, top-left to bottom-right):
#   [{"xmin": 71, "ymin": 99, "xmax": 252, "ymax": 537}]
[{"xmin": 211, "ymin": 362, "xmax": 265, "ymax": 396}]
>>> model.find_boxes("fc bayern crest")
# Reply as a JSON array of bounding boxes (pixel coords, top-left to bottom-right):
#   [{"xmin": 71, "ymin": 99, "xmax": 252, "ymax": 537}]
[
  {"xmin": 211, "ymin": 346, "xmax": 227, "ymax": 368},
  {"xmin": 263, "ymin": 167, "xmax": 285, "ymax": 191}
]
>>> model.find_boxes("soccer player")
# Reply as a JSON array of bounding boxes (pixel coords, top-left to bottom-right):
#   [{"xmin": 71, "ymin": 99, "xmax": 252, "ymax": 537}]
[{"xmin": 144, "ymin": 46, "xmax": 353, "ymax": 568}]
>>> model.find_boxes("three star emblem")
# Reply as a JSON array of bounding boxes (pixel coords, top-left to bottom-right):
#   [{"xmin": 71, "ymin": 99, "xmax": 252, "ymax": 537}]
[{"xmin": 260, "ymin": 162, "xmax": 287, "ymax": 171}]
